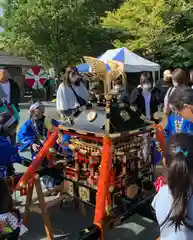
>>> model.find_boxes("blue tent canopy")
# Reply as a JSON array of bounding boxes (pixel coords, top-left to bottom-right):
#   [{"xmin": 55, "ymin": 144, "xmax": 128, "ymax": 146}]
[
  {"xmin": 77, "ymin": 61, "xmax": 110, "ymax": 73},
  {"xmin": 76, "ymin": 63, "xmax": 90, "ymax": 73}
]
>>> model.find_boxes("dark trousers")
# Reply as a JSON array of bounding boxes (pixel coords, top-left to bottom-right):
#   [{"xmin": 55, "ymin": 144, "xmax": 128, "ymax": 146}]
[
  {"xmin": 10, "ymin": 134, "xmax": 16, "ymax": 145},
  {"xmin": 46, "ymin": 85, "xmax": 53, "ymax": 101}
]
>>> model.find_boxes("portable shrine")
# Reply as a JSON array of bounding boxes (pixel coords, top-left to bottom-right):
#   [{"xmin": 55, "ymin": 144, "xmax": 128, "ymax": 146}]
[
  {"xmin": 16, "ymin": 57, "xmax": 157, "ymax": 240},
  {"xmin": 57, "ymin": 57, "xmax": 155, "ymax": 222}
]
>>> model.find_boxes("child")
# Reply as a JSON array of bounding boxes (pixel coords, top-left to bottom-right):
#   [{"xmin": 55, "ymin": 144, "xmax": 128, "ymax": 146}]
[
  {"xmin": 0, "ymin": 178, "xmax": 27, "ymax": 238},
  {"xmin": 152, "ymin": 133, "xmax": 193, "ymax": 239}
]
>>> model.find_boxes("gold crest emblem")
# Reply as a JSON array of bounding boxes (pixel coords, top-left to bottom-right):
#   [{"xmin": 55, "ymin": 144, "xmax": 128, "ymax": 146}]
[
  {"xmin": 87, "ymin": 111, "xmax": 97, "ymax": 122},
  {"xmin": 120, "ymin": 110, "xmax": 130, "ymax": 122}
]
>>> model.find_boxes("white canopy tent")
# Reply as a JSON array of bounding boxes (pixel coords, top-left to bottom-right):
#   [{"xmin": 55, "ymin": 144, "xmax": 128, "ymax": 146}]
[
  {"xmin": 98, "ymin": 47, "xmax": 160, "ymax": 73},
  {"xmin": 77, "ymin": 47, "xmax": 160, "ymax": 83},
  {"xmin": 98, "ymin": 47, "xmax": 161, "ymax": 85}
]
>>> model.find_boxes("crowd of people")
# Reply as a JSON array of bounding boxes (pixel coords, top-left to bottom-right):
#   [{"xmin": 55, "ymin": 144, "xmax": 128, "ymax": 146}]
[{"xmin": 0, "ymin": 64, "xmax": 193, "ymax": 239}]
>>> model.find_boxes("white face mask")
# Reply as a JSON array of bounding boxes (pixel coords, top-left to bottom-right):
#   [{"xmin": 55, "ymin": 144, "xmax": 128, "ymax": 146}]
[
  {"xmin": 114, "ymin": 84, "xmax": 123, "ymax": 91},
  {"xmin": 172, "ymin": 81, "xmax": 178, "ymax": 87},
  {"xmin": 112, "ymin": 84, "xmax": 123, "ymax": 94},
  {"xmin": 142, "ymin": 84, "xmax": 151, "ymax": 91}
]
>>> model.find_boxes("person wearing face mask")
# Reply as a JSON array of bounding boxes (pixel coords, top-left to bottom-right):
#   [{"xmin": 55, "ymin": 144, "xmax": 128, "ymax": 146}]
[
  {"xmin": 130, "ymin": 73, "xmax": 162, "ymax": 120},
  {"xmin": 111, "ymin": 77, "xmax": 129, "ymax": 103},
  {"xmin": 163, "ymin": 68, "xmax": 190, "ymax": 116},
  {"xmin": 56, "ymin": 66, "xmax": 89, "ymax": 117}
]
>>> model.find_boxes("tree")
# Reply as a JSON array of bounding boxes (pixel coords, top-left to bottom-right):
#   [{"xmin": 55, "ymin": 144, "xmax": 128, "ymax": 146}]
[
  {"xmin": 102, "ymin": 0, "xmax": 193, "ymax": 68},
  {"xmin": 1, "ymin": 0, "xmax": 121, "ymax": 67}
]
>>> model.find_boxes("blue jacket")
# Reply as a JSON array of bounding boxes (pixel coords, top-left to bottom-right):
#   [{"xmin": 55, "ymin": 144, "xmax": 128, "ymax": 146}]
[
  {"xmin": 17, "ymin": 118, "xmax": 60, "ymax": 152},
  {"xmin": 165, "ymin": 113, "xmax": 193, "ymax": 139},
  {"xmin": 152, "ymin": 113, "xmax": 193, "ymax": 166},
  {"xmin": 0, "ymin": 136, "xmax": 21, "ymax": 165}
]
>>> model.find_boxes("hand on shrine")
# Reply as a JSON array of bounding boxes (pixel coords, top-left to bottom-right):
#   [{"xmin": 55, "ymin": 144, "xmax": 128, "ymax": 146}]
[
  {"xmin": 56, "ymin": 134, "xmax": 62, "ymax": 144},
  {"xmin": 32, "ymin": 143, "xmax": 40, "ymax": 152}
]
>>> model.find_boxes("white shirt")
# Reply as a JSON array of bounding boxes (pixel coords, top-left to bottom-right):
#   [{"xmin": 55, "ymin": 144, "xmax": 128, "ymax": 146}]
[
  {"xmin": 56, "ymin": 82, "xmax": 89, "ymax": 111},
  {"xmin": 152, "ymin": 185, "xmax": 193, "ymax": 240},
  {"xmin": 142, "ymin": 91, "xmax": 151, "ymax": 120},
  {"xmin": 0, "ymin": 81, "xmax": 10, "ymax": 103}
]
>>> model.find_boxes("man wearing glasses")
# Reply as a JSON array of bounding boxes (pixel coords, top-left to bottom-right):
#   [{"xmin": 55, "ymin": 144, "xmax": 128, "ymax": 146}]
[{"xmin": 167, "ymin": 86, "xmax": 193, "ymax": 134}]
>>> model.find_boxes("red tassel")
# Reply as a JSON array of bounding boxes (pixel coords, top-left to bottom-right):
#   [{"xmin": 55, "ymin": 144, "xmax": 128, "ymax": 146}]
[{"xmin": 20, "ymin": 188, "xmax": 27, "ymax": 196}]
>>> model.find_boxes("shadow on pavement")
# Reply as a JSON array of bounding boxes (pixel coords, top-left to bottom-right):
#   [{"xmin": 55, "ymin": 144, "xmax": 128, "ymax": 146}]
[
  {"xmin": 21, "ymin": 202, "xmax": 94, "ymax": 240},
  {"xmin": 105, "ymin": 214, "xmax": 159, "ymax": 240},
  {"xmin": 21, "ymin": 202, "xmax": 159, "ymax": 240}
]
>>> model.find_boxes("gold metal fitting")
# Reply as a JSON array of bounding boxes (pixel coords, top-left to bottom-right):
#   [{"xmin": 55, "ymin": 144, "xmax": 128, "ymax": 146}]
[{"xmin": 105, "ymin": 94, "xmax": 113, "ymax": 101}]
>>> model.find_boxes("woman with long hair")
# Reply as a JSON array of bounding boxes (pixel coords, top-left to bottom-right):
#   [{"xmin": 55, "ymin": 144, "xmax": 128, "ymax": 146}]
[
  {"xmin": 56, "ymin": 66, "xmax": 89, "ymax": 117},
  {"xmin": 152, "ymin": 133, "xmax": 193, "ymax": 239}
]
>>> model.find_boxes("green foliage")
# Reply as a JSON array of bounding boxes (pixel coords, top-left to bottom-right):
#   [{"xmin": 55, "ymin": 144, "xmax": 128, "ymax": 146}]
[
  {"xmin": 1, "ymin": 0, "xmax": 120, "ymax": 67},
  {"xmin": 102, "ymin": 0, "xmax": 193, "ymax": 68},
  {"xmin": 2, "ymin": 0, "xmax": 192, "ymax": 69}
]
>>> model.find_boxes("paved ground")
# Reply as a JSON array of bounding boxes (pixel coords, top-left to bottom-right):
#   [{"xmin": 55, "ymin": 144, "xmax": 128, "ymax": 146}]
[{"xmin": 16, "ymin": 103, "xmax": 159, "ymax": 240}]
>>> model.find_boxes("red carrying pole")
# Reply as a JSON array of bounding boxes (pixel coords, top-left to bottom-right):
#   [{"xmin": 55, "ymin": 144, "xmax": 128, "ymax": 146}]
[{"xmin": 94, "ymin": 136, "xmax": 113, "ymax": 239}]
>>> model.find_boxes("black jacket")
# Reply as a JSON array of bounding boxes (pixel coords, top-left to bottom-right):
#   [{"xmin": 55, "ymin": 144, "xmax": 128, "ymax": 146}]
[
  {"xmin": 156, "ymin": 78, "xmax": 172, "ymax": 96},
  {"xmin": 130, "ymin": 87, "xmax": 163, "ymax": 120},
  {"xmin": 9, "ymin": 78, "xmax": 20, "ymax": 112}
]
